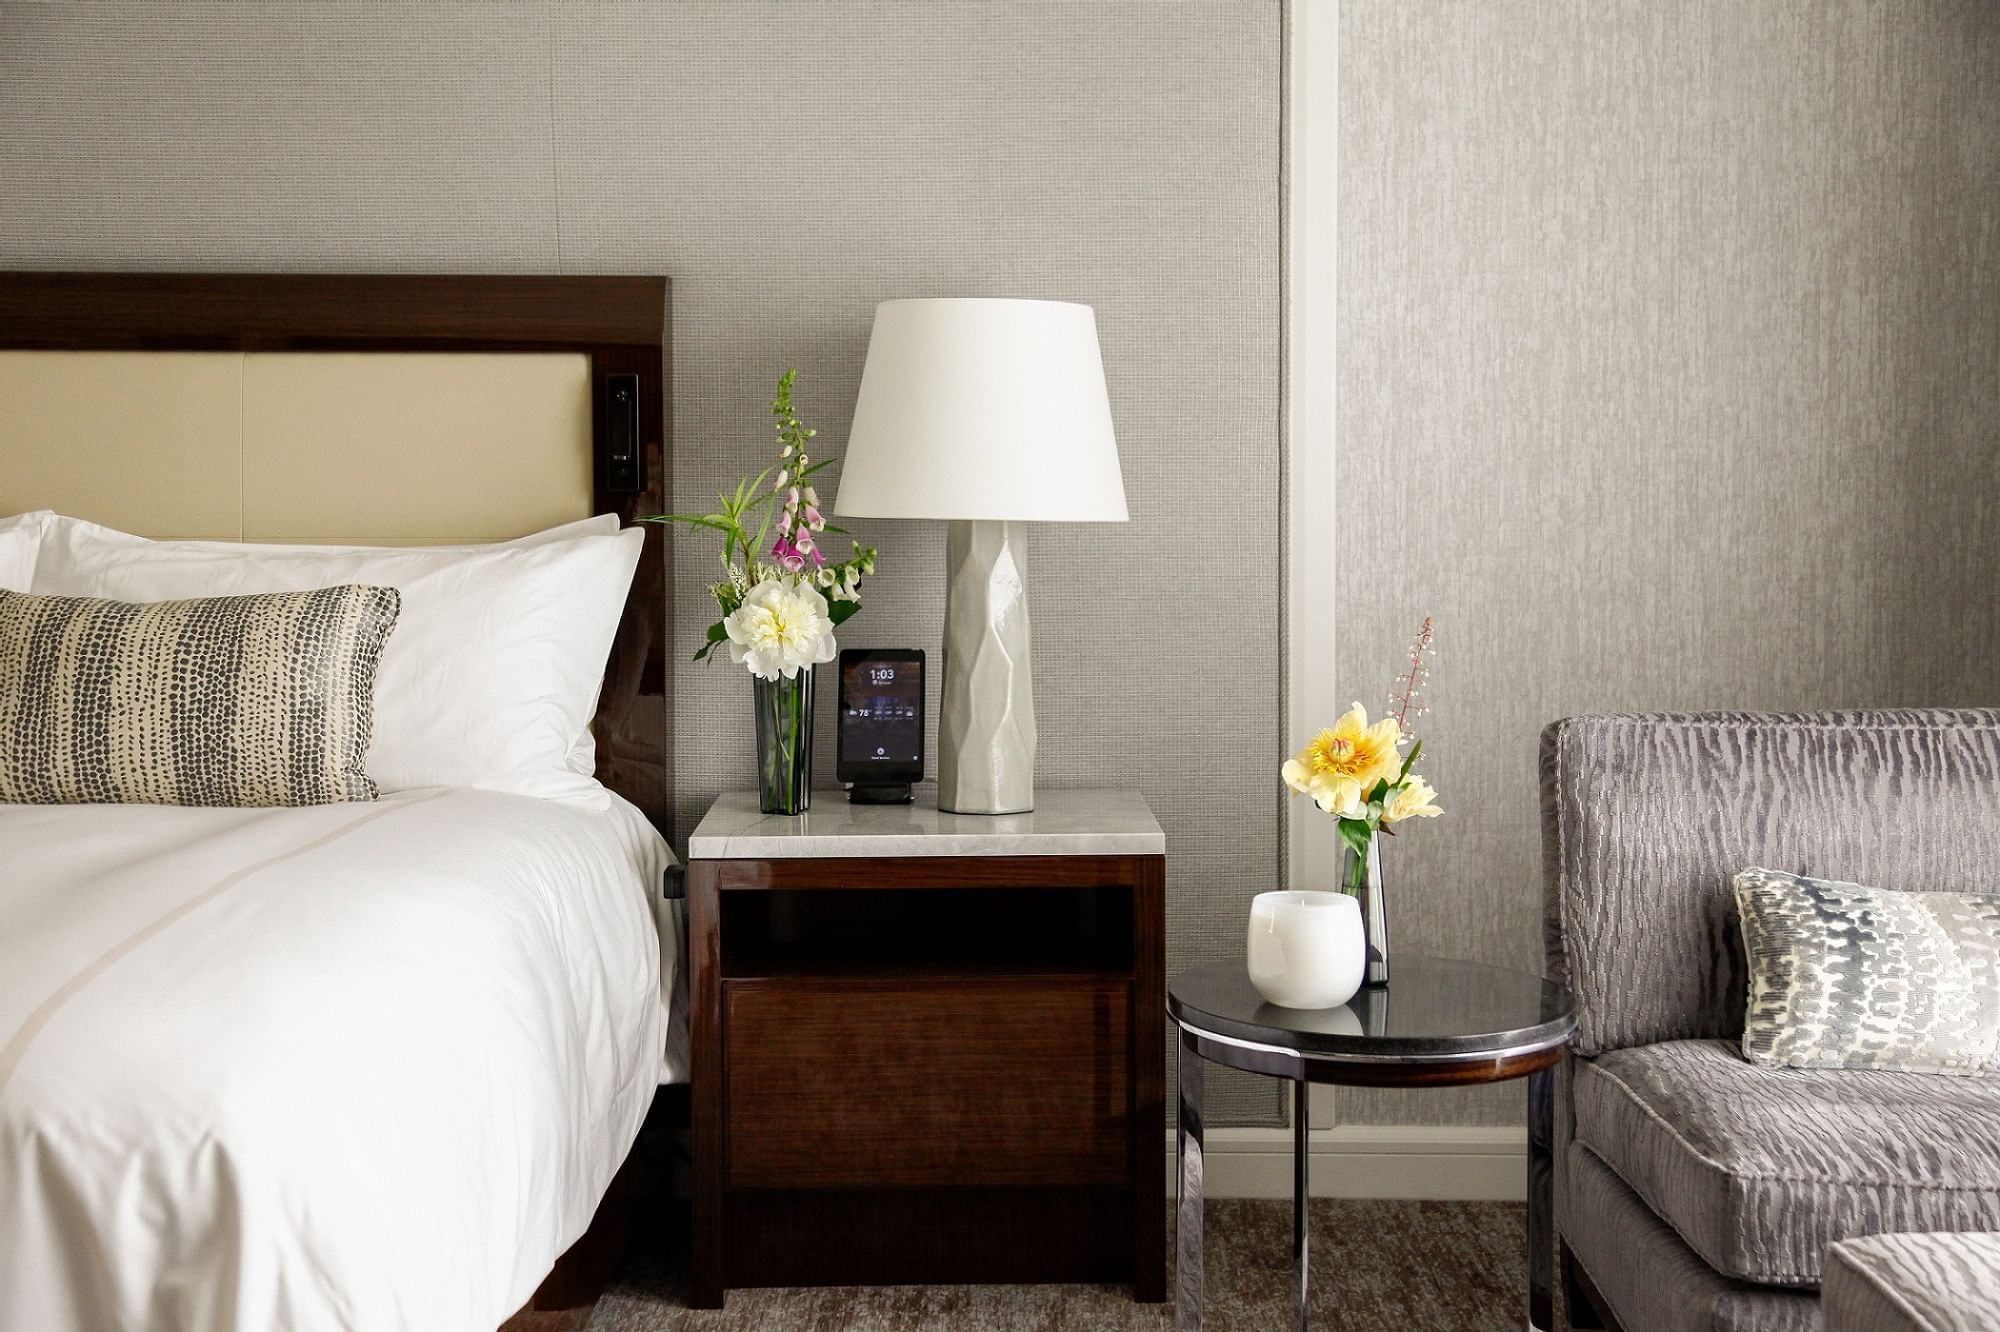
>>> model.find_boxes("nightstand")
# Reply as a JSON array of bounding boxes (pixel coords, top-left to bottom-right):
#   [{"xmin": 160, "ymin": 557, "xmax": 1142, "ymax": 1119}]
[{"xmin": 685, "ymin": 788, "xmax": 1167, "ymax": 1308}]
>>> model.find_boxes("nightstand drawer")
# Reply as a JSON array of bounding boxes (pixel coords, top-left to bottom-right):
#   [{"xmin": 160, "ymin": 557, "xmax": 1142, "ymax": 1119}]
[{"xmin": 723, "ymin": 975, "xmax": 1131, "ymax": 1190}]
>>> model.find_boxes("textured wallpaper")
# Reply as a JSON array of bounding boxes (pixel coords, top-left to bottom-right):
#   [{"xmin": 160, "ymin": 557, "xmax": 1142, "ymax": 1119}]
[
  {"xmin": 8, "ymin": 0, "xmax": 1987, "ymax": 1140},
  {"xmin": 0, "ymin": 2, "xmax": 1286, "ymax": 1122},
  {"xmin": 1331, "ymin": 0, "xmax": 2000, "ymax": 1127}
]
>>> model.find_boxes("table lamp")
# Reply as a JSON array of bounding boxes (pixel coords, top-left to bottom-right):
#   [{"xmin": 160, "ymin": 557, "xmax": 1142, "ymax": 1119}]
[{"xmin": 834, "ymin": 298, "xmax": 1128, "ymax": 814}]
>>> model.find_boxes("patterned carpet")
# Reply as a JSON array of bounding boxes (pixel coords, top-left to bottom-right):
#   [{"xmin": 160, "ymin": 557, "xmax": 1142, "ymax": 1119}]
[{"xmin": 514, "ymin": 1199, "xmax": 1532, "ymax": 1331}]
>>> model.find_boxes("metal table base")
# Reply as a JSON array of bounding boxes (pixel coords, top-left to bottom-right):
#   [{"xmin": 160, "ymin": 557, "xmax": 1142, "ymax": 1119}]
[{"xmin": 1174, "ymin": 1024, "xmax": 1557, "ymax": 1332}]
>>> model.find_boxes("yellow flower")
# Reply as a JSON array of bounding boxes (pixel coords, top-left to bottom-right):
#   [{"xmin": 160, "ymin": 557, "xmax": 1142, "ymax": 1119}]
[
  {"xmin": 1382, "ymin": 774, "xmax": 1443, "ymax": 826},
  {"xmin": 1281, "ymin": 702, "xmax": 1404, "ymax": 817}
]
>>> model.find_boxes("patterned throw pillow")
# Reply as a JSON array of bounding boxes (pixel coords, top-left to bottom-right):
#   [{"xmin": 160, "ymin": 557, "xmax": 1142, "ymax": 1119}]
[
  {"xmin": 1736, "ymin": 867, "xmax": 2000, "ymax": 1075},
  {"xmin": 0, "ymin": 585, "xmax": 399, "ymax": 807}
]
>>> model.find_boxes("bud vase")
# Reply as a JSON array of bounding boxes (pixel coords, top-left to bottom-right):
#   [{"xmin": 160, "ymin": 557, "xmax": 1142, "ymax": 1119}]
[
  {"xmin": 753, "ymin": 668, "xmax": 814, "ymax": 815},
  {"xmin": 1340, "ymin": 835, "xmax": 1390, "ymax": 986}
]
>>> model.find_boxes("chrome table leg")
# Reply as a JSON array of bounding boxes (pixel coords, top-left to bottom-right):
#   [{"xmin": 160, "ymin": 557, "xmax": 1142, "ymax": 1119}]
[
  {"xmin": 1176, "ymin": 1033, "xmax": 1206, "ymax": 1332},
  {"xmin": 1293, "ymin": 1077, "xmax": 1310, "ymax": 1332},
  {"xmin": 1527, "ymin": 1064, "xmax": 1555, "ymax": 1332}
]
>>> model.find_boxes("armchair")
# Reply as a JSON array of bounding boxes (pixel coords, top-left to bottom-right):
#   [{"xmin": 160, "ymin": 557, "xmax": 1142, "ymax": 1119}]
[{"xmin": 1538, "ymin": 710, "xmax": 2000, "ymax": 1332}]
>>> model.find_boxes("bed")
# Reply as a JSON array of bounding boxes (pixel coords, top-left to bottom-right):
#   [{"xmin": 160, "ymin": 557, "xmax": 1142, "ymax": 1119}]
[{"xmin": 0, "ymin": 273, "xmax": 678, "ymax": 1332}]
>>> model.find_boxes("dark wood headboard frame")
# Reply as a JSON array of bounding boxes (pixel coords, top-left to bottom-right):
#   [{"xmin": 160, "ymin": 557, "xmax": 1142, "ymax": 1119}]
[{"xmin": 0, "ymin": 271, "xmax": 673, "ymax": 832}]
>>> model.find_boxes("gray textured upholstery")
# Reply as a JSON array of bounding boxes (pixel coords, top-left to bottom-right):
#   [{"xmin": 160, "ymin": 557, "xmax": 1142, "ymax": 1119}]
[
  {"xmin": 1574, "ymin": 1040, "xmax": 2000, "ymax": 1285},
  {"xmin": 1540, "ymin": 710, "xmax": 2000, "ymax": 1057},
  {"xmin": 1563, "ymin": 1143, "xmax": 1822, "ymax": 1332},
  {"xmin": 1823, "ymin": 1233, "xmax": 2000, "ymax": 1332},
  {"xmin": 1545, "ymin": 711, "xmax": 2000, "ymax": 1331}
]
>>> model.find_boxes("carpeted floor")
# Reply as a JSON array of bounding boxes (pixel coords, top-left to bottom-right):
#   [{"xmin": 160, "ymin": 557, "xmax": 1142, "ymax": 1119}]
[{"xmin": 515, "ymin": 1198, "xmax": 1533, "ymax": 1331}]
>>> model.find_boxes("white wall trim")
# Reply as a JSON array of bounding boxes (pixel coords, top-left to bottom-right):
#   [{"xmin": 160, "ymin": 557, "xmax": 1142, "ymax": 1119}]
[
  {"xmin": 1164, "ymin": 1125, "xmax": 1526, "ymax": 1201},
  {"xmin": 1286, "ymin": 0, "xmax": 1347, "ymax": 1133},
  {"xmin": 1283, "ymin": 0, "xmax": 1340, "ymax": 900}
]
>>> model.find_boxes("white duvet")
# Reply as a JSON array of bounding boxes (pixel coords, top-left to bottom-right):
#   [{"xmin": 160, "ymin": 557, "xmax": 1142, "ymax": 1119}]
[{"xmin": 0, "ymin": 788, "xmax": 683, "ymax": 1332}]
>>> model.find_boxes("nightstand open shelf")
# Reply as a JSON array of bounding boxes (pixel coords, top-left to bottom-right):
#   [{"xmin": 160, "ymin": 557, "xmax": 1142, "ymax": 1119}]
[
  {"xmin": 686, "ymin": 790, "xmax": 1167, "ymax": 1308},
  {"xmin": 719, "ymin": 882, "xmax": 1136, "ymax": 980}
]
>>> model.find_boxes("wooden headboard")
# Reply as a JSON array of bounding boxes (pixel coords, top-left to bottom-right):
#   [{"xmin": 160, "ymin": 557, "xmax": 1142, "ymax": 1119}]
[{"xmin": 0, "ymin": 272, "xmax": 673, "ymax": 831}]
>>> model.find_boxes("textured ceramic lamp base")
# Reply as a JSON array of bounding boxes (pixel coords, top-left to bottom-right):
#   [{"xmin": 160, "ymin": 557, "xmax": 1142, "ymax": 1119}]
[{"xmin": 938, "ymin": 519, "xmax": 1037, "ymax": 814}]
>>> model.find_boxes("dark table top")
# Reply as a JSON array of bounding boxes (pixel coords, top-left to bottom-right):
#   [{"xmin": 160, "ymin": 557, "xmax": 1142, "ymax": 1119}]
[{"xmin": 1168, "ymin": 956, "xmax": 1574, "ymax": 1062}]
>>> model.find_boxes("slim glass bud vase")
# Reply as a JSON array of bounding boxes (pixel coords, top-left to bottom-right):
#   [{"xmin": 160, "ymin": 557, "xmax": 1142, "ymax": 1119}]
[
  {"xmin": 753, "ymin": 669, "xmax": 814, "ymax": 815},
  {"xmin": 1341, "ymin": 835, "xmax": 1390, "ymax": 986}
]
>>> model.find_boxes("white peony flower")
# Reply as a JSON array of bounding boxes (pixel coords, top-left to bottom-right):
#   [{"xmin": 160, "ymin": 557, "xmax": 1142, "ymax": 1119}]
[{"xmin": 724, "ymin": 577, "xmax": 838, "ymax": 681}]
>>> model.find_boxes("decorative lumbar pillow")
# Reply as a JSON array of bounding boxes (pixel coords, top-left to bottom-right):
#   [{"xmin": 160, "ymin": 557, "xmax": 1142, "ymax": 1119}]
[
  {"xmin": 1736, "ymin": 867, "xmax": 2000, "ymax": 1075},
  {"xmin": 0, "ymin": 585, "xmax": 400, "ymax": 807}
]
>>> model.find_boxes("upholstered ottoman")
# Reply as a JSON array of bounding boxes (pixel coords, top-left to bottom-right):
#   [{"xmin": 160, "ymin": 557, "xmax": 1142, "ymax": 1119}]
[{"xmin": 1824, "ymin": 1233, "xmax": 2000, "ymax": 1332}]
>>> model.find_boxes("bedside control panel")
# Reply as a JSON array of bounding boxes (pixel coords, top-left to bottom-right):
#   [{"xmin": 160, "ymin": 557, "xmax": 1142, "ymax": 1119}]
[{"xmin": 604, "ymin": 373, "xmax": 642, "ymax": 493}]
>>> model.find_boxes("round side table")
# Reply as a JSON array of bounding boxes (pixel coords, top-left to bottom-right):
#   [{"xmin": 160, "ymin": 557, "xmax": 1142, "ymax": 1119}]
[{"xmin": 1168, "ymin": 956, "xmax": 1575, "ymax": 1332}]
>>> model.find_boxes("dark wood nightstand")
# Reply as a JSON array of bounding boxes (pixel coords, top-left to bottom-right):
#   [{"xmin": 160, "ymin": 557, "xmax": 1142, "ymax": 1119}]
[{"xmin": 685, "ymin": 789, "xmax": 1167, "ymax": 1308}]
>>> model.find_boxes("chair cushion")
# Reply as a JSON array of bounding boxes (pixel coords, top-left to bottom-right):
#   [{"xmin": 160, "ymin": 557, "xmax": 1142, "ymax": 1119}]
[
  {"xmin": 1574, "ymin": 1039, "xmax": 2000, "ymax": 1285},
  {"xmin": 1563, "ymin": 1143, "xmax": 1821, "ymax": 1332},
  {"xmin": 1824, "ymin": 1232, "xmax": 2000, "ymax": 1332}
]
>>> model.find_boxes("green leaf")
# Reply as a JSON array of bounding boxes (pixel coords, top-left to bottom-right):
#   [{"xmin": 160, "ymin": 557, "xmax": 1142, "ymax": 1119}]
[
  {"xmin": 1335, "ymin": 817, "xmax": 1374, "ymax": 861},
  {"xmin": 646, "ymin": 513, "xmax": 734, "ymax": 531},
  {"xmin": 1398, "ymin": 739, "xmax": 1423, "ymax": 780},
  {"xmin": 705, "ymin": 621, "xmax": 728, "ymax": 643},
  {"xmin": 828, "ymin": 599, "xmax": 860, "ymax": 626}
]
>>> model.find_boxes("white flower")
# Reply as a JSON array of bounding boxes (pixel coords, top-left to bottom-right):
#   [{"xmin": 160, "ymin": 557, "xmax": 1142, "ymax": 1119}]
[{"xmin": 723, "ymin": 577, "xmax": 838, "ymax": 681}]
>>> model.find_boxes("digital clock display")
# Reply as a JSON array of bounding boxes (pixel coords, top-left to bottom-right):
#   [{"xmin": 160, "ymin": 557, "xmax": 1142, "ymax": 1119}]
[{"xmin": 840, "ymin": 654, "xmax": 922, "ymax": 765}]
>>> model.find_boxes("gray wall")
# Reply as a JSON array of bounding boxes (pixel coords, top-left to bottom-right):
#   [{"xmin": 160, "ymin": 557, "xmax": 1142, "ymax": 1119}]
[
  {"xmin": 1333, "ymin": 0, "xmax": 2000, "ymax": 1126},
  {"xmin": 5, "ymin": 0, "xmax": 1995, "ymax": 1138},
  {"xmin": 0, "ymin": 3, "xmax": 1285, "ymax": 1122}
]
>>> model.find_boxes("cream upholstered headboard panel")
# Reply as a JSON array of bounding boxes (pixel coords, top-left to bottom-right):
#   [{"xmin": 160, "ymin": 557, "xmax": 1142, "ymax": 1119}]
[{"xmin": 0, "ymin": 351, "xmax": 593, "ymax": 542}]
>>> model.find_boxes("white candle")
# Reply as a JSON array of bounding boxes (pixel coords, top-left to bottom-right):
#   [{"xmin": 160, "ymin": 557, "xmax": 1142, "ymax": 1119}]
[{"xmin": 1246, "ymin": 890, "xmax": 1366, "ymax": 1009}]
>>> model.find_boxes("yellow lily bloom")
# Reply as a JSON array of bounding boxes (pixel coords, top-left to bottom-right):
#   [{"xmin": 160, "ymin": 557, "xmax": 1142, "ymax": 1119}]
[
  {"xmin": 1382, "ymin": 774, "xmax": 1443, "ymax": 825},
  {"xmin": 1281, "ymin": 702, "xmax": 1404, "ymax": 816}
]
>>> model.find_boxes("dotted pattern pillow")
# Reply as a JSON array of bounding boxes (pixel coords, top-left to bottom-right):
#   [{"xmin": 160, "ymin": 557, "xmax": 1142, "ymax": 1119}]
[
  {"xmin": 0, "ymin": 585, "xmax": 399, "ymax": 807},
  {"xmin": 1736, "ymin": 867, "xmax": 2000, "ymax": 1075}
]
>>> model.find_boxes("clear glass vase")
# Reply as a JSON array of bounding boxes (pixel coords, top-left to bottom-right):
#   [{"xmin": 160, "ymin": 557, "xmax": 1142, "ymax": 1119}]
[
  {"xmin": 753, "ymin": 669, "xmax": 814, "ymax": 815},
  {"xmin": 1340, "ymin": 833, "xmax": 1390, "ymax": 987}
]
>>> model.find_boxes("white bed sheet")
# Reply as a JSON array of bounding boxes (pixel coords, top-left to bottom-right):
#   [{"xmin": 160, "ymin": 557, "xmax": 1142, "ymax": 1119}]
[{"xmin": 0, "ymin": 787, "xmax": 683, "ymax": 1332}]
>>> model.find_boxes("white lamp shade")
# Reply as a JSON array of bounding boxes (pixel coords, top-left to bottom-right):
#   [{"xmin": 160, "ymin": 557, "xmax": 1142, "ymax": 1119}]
[{"xmin": 833, "ymin": 298, "xmax": 1128, "ymax": 522}]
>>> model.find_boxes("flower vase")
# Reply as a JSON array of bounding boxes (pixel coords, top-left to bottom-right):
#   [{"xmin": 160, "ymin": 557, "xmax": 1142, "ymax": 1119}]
[
  {"xmin": 1341, "ymin": 834, "xmax": 1390, "ymax": 986},
  {"xmin": 753, "ymin": 668, "xmax": 814, "ymax": 815}
]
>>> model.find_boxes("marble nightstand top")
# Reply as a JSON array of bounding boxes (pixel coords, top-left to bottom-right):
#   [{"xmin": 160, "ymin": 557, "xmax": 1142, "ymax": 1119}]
[{"xmin": 687, "ymin": 788, "xmax": 1164, "ymax": 859}]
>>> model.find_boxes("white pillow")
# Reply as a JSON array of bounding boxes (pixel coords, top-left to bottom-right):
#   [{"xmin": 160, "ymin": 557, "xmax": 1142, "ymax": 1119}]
[
  {"xmin": 0, "ymin": 511, "xmax": 50, "ymax": 592},
  {"xmin": 35, "ymin": 511, "xmax": 618, "ymax": 557},
  {"xmin": 34, "ymin": 513, "xmax": 620, "ymax": 778},
  {"xmin": 32, "ymin": 520, "xmax": 643, "ymax": 807}
]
